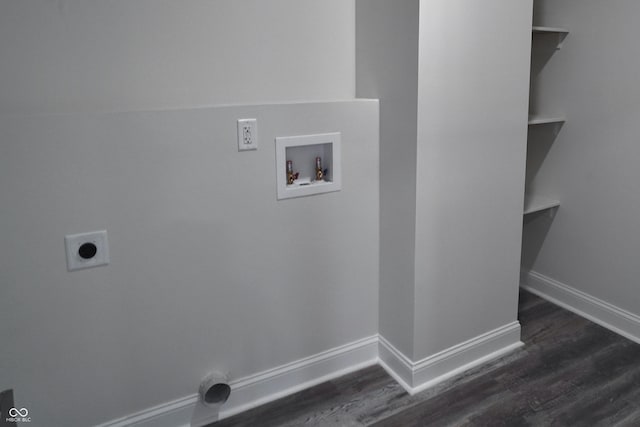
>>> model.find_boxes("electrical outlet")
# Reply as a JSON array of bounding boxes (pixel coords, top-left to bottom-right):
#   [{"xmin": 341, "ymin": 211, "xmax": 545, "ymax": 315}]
[
  {"xmin": 65, "ymin": 230, "xmax": 110, "ymax": 271},
  {"xmin": 237, "ymin": 119, "xmax": 258, "ymax": 151}
]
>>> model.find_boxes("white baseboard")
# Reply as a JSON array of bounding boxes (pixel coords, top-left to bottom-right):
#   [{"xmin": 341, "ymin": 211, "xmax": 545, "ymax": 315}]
[
  {"xmin": 95, "ymin": 394, "xmax": 198, "ymax": 427},
  {"xmin": 522, "ymin": 270, "xmax": 640, "ymax": 345},
  {"xmin": 98, "ymin": 324, "xmax": 524, "ymax": 426},
  {"xmin": 218, "ymin": 336, "xmax": 378, "ymax": 421},
  {"xmin": 97, "ymin": 335, "xmax": 378, "ymax": 427},
  {"xmin": 377, "ymin": 336, "xmax": 414, "ymax": 394},
  {"xmin": 378, "ymin": 322, "xmax": 523, "ymax": 395}
]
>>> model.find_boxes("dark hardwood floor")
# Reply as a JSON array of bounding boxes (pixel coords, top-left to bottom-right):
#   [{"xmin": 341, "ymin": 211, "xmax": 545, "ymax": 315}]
[{"xmin": 213, "ymin": 291, "xmax": 640, "ymax": 426}]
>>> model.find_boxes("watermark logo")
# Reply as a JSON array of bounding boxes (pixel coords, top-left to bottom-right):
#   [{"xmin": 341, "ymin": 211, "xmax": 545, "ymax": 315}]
[
  {"xmin": 6, "ymin": 407, "xmax": 31, "ymax": 423},
  {"xmin": 9, "ymin": 408, "xmax": 27, "ymax": 417}
]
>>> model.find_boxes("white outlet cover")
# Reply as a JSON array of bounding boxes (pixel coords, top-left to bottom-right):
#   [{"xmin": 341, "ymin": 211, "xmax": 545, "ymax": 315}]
[
  {"xmin": 65, "ymin": 230, "xmax": 110, "ymax": 271},
  {"xmin": 237, "ymin": 118, "xmax": 258, "ymax": 151}
]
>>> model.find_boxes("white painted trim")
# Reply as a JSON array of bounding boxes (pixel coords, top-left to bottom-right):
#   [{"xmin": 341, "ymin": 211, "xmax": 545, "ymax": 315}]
[
  {"xmin": 378, "ymin": 322, "xmax": 522, "ymax": 395},
  {"xmin": 377, "ymin": 336, "xmax": 414, "ymax": 394},
  {"xmin": 94, "ymin": 394, "xmax": 196, "ymax": 427},
  {"xmin": 219, "ymin": 335, "xmax": 378, "ymax": 421},
  {"xmin": 522, "ymin": 270, "xmax": 640, "ymax": 345},
  {"xmin": 97, "ymin": 325, "xmax": 523, "ymax": 426},
  {"xmin": 96, "ymin": 335, "xmax": 378, "ymax": 427},
  {"xmin": 410, "ymin": 324, "xmax": 522, "ymax": 394}
]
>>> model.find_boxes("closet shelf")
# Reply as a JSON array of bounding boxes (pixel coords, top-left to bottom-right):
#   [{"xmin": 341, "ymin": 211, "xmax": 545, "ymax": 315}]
[
  {"xmin": 532, "ymin": 26, "xmax": 569, "ymax": 49},
  {"xmin": 524, "ymin": 194, "xmax": 560, "ymax": 215},
  {"xmin": 528, "ymin": 116, "xmax": 566, "ymax": 126},
  {"xmin": 532, "ymin": 26, "xmax": 569, "ymax": 34}
]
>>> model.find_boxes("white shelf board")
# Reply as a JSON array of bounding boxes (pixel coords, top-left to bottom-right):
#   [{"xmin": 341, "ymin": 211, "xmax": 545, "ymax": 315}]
[
  {"xmin": 532, "ymin": 26, "xmax": 569, "ymax": 34},
  {"xmin": 524, "ymin": 194, "xmax": 560, "ymax": 215},
  {"xmin": 528, "ymin": 116, "xmax": 566, "ymax": 126}
]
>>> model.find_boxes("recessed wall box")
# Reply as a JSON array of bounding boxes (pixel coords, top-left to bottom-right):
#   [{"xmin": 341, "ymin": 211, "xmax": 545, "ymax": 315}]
[{"xmin": 275, "ymin": 132, "xmax": 341, "ymax": 200}]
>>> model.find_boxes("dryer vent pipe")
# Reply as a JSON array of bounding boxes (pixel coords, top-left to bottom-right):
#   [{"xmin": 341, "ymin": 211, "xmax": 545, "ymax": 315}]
[{"xmin": 199, "ymin": 372, "xmax": 231, "ymax": 407}]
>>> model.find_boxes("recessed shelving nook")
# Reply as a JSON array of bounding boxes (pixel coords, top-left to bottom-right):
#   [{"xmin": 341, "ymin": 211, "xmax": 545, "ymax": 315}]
[
  {"xmin": 275, "ymin": 132, "xmax": 342, "ymax": 200},
  {"xmin": 523, "ymin": 21, "xmax": 569, "ymax": 216}
]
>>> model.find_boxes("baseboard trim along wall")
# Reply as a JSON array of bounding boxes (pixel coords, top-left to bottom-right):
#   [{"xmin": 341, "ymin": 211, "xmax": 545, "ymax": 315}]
[
  {"xmin": 97, "ymin": 335, "xmax": 379, "ymax": 427},
  {"xmin": 379, "ymin": 322, "xmax": 523, "ymax": 395},
  {"xmin": 218, "ymin": 336, "xmax": 379, "ymax": 422},
  {"xmin": 99, "ymin": 326, "xmax": 524, "ymax": 426},
  {"xmin": 522, "ymin": 270, "xmax": 640, "ymax": 345},
  {"xmin": 377, "ymin": 336, "xmax": 415, "ymax": 393}
]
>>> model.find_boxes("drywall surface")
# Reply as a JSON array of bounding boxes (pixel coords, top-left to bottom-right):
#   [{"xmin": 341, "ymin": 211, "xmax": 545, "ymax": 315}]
[
  {"xmin": 0, "ymin": 100, "xmax": 379, "ymax": 427},
  {"xmin": 524, "ymin": 0, "xmax": 640, "ymax": 314},
  {"xmin": 0, "ymin": 0, "xmax": 355, "ymax": 115},
  {"xmin": 356, "ymin": 0, "xmax": 419, "ymax": 358},
  {"xmin": 414, "ymin": 0, "xmax": 532, "ymax": 359}
]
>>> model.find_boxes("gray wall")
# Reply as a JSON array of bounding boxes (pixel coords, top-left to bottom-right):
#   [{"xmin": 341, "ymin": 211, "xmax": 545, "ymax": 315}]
[
  {"xmin": 356, "ymin": 0, "xmax": 532, "ymax": 360},
  {"xmin": 0, "ymin": 2, "xmax": 379, "ymax": 426},
  {"xmin": 357, "ymin": 0, "xmax": 532, "ymax": 362},
  {"xmin": 0, "ymin": 102, "xmax": 380, "ymax": 427},
  {"xmin": 356, "ymin": 0, "xmax": 420, "ymax": 359},
  {"xmin": 413, "ymin": 0, "xmax": 533, "ymax": 359},
  {"xmin": 0, "ymin": 0, "xmax": 355, "ymax": 115},
  {"xmin": 524, "ymin": 0, "xmax": 640, "ymax": 314}
]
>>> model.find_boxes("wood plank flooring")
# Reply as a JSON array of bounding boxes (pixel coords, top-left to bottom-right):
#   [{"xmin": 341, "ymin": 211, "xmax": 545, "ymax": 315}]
[{"xmin": 212, "ymin": 291, "xmax": 640, "ymax": 426}]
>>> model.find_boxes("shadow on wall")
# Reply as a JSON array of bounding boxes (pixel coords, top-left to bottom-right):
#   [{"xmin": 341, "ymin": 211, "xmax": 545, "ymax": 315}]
[
  {"xmin": 525, "ymin": 122, "xmax": 564, "ymax": 193},
  {"xmin": 521, "ymin": 210, "xmax": 555, "ymax": 273},
  {"xmin": 529, "ymin": 35, "xmax": 565, "ymax": 115},
  {"xmin": 1, "ymin": 389, "xmax": 15, "ymax": 427},
  {"xmin": 532, "ymin": 0, "xmax": 545, "ymax": 24}
]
